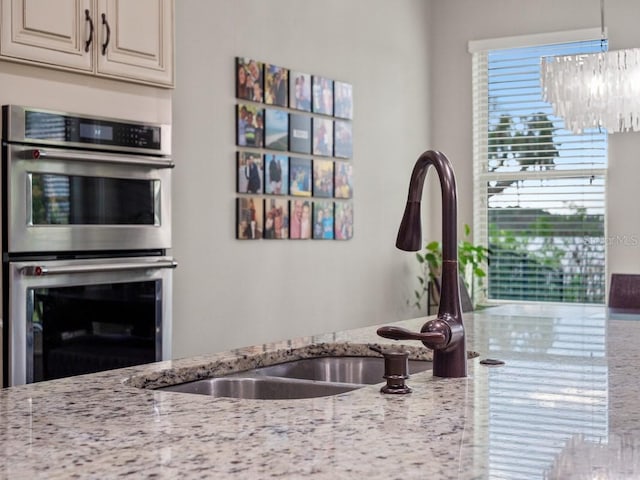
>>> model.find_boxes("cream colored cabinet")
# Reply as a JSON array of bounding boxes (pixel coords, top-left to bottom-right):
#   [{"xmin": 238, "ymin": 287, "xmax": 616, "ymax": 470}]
[
  {"xmin": 0, "ymin": 0, "xmax": 174, "ymax": 87},
  {"xmin": 0, "ymin": 0, "xmax": 94, "ymax": 72},
  {"xmin": 95, "ymin": 0, "xmax": 173, "ymax": 86}
]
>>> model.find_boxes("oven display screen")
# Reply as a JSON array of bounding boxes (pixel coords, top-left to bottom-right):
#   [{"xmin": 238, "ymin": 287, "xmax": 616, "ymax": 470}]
[
  {"xmin": 24, "ymin": 110, "xmax": 162, "ymax": 150},
  {"xmin": 80, "ymin": 123, "xmax": 113, "ymax": 141}
]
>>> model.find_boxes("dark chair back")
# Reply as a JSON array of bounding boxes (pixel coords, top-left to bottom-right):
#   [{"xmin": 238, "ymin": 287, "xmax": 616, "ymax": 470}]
[{"xmin": 608, "ymin": 274, "xmax": 640, "ymax": 310}]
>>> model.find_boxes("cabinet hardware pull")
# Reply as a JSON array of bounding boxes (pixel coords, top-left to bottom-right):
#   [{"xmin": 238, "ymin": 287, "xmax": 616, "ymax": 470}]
[
  {"xmin": 84, "ymin": 9, "xmax": 94, "ymax": 52},
  {"xmin": 101, "ymin": 13, "xmax": 111, "ymax": 55}
]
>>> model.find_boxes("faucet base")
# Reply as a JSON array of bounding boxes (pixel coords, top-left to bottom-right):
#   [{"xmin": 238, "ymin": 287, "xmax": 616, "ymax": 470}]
[
  {"xmin": 380, "ymin": 383, "xmax": 412, "ymax": 394},
  {"xmin": 432, "ymin": 342, "xmax": 467, "ymax": 378}
]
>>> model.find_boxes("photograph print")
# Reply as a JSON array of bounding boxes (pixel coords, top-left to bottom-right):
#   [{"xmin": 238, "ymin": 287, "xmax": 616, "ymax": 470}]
[
  {"xmin": 264, "ymin": 108, "xmax": 289, "ymax": 151},
  {"xmin": 289, "ymin": 71, "xmax": 311, "ymax": 112},
  {"xmin": 313, "ymin": 159, "xmax": 334, "ymax": 198},
  {"xmin": 288, "ymin": 113, "xmax": 312, "ymax": 154},
  {"xmin": 264, "ymin": 154, "xmax": 288, "ymax": 195},
  {"xmin": 334, "ymin": 201, "xmax": 354, "ymax": 240},
  {"xmin": 334, "ymin": 162, "xmax": 353, "ymax": 199},
  {"xmin": 334, "ymin": 81, "xmax": 353, "ymax": 119},
  {"xmin": 237, "ymin": 151, "xmax": 263, "ymax": 194},
  {"xmin": 312, "ymin": 75, "xmax": 334, "ymax": 116},
  {"xmin": 236, "ymin": 57, "xmax": 264, "ymax": 103},
  {"xmin": 289, "ymin": 157, "xmax": 312, "ymax": 197},
  {"xmin": 265, "ymin": 64, "xmax": 288, "ymax": 107},
  {"xmin": 290, "ymin": 199, "xmax": 312, "ymax": 239},
  {"xmin": 313, "ymin": 200, "xmax": 334, "ymax": 240},
  {"xmin": 237, "ymin": 104, "xmax": 264, "ymax": 148},
  {"xmin": 264, "ymin": 198, "xmax": 289, "ymax": 239},
  {"xmin": 312, "ymin": 118, "xmax": 333, "ymax": 157},
  {"xmin": 236, "ymin": 196, "xmax": 264, "ymax": 240},
  {"xmin": 334, "ymin": 120, "xmax": 353, "ymax": 159}
]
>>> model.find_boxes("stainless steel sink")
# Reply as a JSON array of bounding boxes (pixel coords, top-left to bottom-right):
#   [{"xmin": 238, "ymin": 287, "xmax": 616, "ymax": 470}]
[
  {"xmin": 248, "ymin": 356, "xmax": 432, "ymax": 384},
  {"xmin": 159, "ymin": 376, "xmax": 363, "ymax": 400},
  {"xmin": 156, "ymin": 356, "xmax": 433, "ymax": 400}
]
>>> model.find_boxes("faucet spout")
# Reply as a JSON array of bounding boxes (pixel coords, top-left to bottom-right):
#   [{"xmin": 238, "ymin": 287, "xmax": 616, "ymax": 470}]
[
  {"xmin": 378, "ymin": 150, "xmax": 466, "ymax": 378},
  {"xmin": 396, "ymin": 150, "xmax": 458, "ymax": 260}
]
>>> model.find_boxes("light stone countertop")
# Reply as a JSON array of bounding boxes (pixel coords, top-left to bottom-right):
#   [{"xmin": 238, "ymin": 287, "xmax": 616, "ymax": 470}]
[{"xmin": 1, "ymin": 303, "xmax": 639, "ymax": 479}]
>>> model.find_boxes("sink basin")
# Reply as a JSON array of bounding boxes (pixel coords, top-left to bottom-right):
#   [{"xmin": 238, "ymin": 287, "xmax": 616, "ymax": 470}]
[
  {"xmin": 156, "ymin": 355, "xmax": 433, "ymax": 400},
  {"xmin": 159, "ymin": 376, "xmax": 362, "ymax": 400},
  {"xmin": 248, "ymin": 355, "xmax": 432, "ymax": 384}
]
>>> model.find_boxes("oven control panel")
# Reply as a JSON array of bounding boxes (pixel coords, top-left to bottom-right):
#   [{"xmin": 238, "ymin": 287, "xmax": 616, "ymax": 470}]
[{"xmin": 2, "ymin": 105, "xmax": 170, "ymax": 156}]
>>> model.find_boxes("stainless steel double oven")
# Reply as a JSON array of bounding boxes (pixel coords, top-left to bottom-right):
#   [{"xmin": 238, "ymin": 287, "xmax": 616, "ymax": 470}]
[{"xmin": 1, "ymin": 105, "xmax": 175, "ymax": 386}]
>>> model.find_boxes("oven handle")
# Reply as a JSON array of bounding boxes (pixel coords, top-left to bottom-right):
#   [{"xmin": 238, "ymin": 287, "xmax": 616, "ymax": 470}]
[
  {"xmin": 20, "ymin": 259, "xmax": 178, "ymax": 276},
  {"xmin": 30, "ymin": 148, "xmax": 175, "ymax": 169}
]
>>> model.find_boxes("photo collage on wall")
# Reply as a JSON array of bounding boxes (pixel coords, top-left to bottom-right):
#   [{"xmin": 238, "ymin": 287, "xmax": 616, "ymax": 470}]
[{"xmin": 235, "ymin": 56, "xmax": 354, "ymax": 241}]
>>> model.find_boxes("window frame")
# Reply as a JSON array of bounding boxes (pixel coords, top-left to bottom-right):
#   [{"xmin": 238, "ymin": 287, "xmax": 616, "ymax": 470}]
[{"xmin": 469, "ymin": 29, "xmax": 608, "ymax": 305}]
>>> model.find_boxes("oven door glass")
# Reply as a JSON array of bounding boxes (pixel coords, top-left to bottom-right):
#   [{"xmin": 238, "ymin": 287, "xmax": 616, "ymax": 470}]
[
  {"xmin": 31, "ymin": 173, "xmax": 158, "ymax": 225},
  {"xmin": 30, "ymin": 280, "xmax": 159, "ymax": 382}
]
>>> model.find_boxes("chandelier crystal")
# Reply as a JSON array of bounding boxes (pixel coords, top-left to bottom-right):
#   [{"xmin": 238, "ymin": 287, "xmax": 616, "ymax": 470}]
[{"xmin": 541, "ymin": 48, "xmax": 640, "ymax": 134}]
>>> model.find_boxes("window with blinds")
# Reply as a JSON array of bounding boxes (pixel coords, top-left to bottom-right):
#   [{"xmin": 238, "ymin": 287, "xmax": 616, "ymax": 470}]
[{"xmin": 472, "ymin": 37, "xmax": 608, "ymax": 304}]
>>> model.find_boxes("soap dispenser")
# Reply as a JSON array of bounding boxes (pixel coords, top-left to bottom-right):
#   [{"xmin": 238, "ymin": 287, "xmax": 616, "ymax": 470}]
[{"xmin": 370, "ymin": 345, "xmax": 412, "ymax": 394}]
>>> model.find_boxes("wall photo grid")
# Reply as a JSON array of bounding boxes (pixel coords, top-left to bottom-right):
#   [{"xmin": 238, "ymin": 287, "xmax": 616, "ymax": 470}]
[{"xmin": 235, "ymin": 57, "xmax": 354, "ymax": 241}]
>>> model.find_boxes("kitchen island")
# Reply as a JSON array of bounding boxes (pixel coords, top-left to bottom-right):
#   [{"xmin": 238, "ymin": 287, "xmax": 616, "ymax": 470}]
[{"xmin": 1, "ymin": 303, "xmax": 638, "ymax": 479}]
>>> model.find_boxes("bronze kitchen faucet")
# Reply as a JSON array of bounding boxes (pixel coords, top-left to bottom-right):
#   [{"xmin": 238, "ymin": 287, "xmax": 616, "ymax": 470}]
[{"xmin": 377, "ymin": 150, "xmax": 467, "ymax": 378}]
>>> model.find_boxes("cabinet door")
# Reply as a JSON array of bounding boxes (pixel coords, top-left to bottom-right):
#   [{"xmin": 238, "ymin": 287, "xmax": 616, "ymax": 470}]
[
  {"xmin": 0, "ymin": 0, "xmax": 94, "ymax": 71},
  {"xmin": 96, "ymin": 0, "xmax": 173, "ymax": 87}
]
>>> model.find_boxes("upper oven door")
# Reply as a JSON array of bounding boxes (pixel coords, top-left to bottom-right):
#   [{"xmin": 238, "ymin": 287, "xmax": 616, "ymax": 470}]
[{"xmin": 4, "ymin": 145, "xmax": 173, "ymax": 253}]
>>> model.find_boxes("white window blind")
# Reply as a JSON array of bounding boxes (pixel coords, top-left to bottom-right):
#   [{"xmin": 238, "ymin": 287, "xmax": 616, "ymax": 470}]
[{"xmin": 472, "ymin": 37, "xmax": 608, "ymax": 304}]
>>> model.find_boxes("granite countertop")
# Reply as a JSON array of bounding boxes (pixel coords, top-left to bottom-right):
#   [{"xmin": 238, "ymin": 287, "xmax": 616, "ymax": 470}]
[{"xmin": 2, "ymin": 303, "xmax": 640, "ymax": 479}]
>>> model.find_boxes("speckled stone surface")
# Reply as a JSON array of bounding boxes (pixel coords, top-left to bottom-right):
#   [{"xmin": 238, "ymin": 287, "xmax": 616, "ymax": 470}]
[{"xmin": 2, "ymin": 304, "xmax": 640, "ymax": 479}]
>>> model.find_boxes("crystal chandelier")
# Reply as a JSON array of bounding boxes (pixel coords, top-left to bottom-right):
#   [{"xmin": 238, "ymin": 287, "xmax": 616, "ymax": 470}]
[{"xmin": 540, "ymin": 0, "xmax": 640, "ymax": 134}]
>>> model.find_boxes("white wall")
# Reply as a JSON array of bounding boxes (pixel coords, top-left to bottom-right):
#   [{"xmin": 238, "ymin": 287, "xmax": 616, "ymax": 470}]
[
  {"xmin": 173, "ymin": 0, "xmax": 640, "ymax": 358},
  {"xmin": 428, "ymin": 0, "xmax": 640, "ymax": 284},
  {"xmin": 171, "ymin": 0, "xmax": 433, "ymax": 358}
]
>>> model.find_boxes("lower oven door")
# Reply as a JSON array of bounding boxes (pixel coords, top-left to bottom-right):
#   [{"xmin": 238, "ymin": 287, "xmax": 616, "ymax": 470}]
[{"xmin": 7, "ymin": 256, "xmax": 175, "ymax": 386}]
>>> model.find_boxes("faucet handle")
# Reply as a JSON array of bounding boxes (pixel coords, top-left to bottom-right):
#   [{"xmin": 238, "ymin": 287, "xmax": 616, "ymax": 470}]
[{"xmin": 377, "ymin": 325, "xmax": 447, "ymax": 345}]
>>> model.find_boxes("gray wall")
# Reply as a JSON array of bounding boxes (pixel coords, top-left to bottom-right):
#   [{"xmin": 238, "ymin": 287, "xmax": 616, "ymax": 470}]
[
  {"xmin": 172, "ymin": 0, "xmax": 640, "ymax": 358},
  {"xmin": 171, "ymin": 0, "xmax": 433, "ymax": 358}
]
